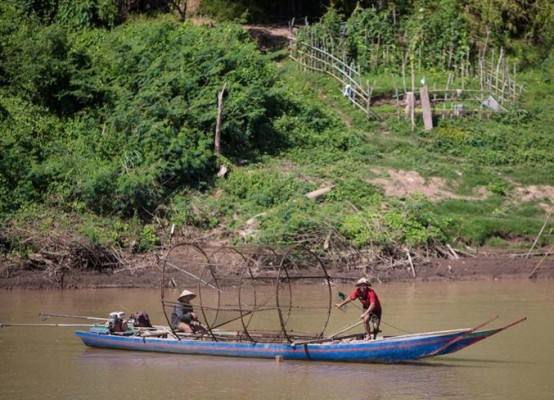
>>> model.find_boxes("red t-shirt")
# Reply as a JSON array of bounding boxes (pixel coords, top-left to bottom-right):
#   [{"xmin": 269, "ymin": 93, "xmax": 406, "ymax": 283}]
[{"xmin": 349, "ymin": 287, "xmax": 381, "ymax": 312}]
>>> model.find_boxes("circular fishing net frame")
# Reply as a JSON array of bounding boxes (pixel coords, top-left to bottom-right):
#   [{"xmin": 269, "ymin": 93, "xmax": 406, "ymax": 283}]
[{"xmin": 161, "ymin": 243, "xmax": 333, "ymax": 343}]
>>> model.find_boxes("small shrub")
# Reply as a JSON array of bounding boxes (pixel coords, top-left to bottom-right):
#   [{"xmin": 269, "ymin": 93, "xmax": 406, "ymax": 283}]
[{"xmin": 137, "ymin": 225, "xmax": 160, "ymax": 253}]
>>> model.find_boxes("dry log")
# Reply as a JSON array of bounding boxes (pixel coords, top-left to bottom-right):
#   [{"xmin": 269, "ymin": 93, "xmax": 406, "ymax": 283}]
[{"xmin": 305, "ymin": 186, "xmax": 334, "ymax": 199}]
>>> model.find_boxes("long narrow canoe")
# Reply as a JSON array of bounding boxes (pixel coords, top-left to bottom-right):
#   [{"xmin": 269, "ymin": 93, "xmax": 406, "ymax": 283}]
[{"xmin": 75, "ymin": 317, "xmax": 525, "ymax": 363}]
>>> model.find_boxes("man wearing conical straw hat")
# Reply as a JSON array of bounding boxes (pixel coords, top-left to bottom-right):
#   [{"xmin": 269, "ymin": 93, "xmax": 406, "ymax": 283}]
[
  {"xmin": 170, "ymin": 289, "xmax": 207, "ymax": 333},
  {"xmin": 335, "ymin": 277, "xmax": 382, "ymax": 340}
]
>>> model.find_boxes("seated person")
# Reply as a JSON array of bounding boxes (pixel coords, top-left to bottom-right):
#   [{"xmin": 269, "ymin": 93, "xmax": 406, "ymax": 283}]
[{"xmin": 170, "ymin": 290, "xmax": 207, "ymax": 333}]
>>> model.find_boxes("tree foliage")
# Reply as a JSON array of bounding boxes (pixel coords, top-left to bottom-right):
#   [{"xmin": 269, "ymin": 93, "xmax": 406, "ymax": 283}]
[
  {"xmin": 1, "ymin": 0, "xmax": 553, "ymax": 255},
  {"xmin": 296, "ymin": 0, "xmax": 553, "ymax": 71},
  {"xmin": 0, "ymin": 7, "xmax": 292, "ymax": 220}
]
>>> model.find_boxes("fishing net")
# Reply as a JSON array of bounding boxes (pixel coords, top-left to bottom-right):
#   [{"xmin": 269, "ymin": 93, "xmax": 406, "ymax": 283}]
[{"xmin": 161, "ymin": 243, "xmax": 333, "ymax": 342}]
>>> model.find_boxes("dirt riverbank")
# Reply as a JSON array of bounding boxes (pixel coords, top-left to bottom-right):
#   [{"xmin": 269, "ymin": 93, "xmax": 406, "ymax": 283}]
[{"xmin": 1, "ymin": 251, "xmax": 552, "ymax": 290}]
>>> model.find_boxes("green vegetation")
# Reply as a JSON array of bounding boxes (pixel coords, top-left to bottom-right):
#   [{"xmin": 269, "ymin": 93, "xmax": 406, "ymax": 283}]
[{"xmin": 1, "ymin": 1, "xmax": 553, "ymax": 270}]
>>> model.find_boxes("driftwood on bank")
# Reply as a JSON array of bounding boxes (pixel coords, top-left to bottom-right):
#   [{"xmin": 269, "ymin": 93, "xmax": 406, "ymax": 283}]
[{"xmin": 0, "ymin": 225, "xmax": 131, "ymax": 287}]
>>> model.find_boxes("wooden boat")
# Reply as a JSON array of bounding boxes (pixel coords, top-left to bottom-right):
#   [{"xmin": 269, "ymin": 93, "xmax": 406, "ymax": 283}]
[
  {"xmin": 75, "ymin": 317, "xmax": 525, "ymax": 363},
  {"xmin": 73, "ymin": 243, "xmax": 527, "ymax": 363}
]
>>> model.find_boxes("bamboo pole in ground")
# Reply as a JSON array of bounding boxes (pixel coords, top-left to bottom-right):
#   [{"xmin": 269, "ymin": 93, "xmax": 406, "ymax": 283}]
[
  {"xmin": 489, "ymin": 48, "xmax": 495, "ymax": 94},
  {"xmin": 495, "ymin": 48, "xmax": 502, "ymax": 99}
]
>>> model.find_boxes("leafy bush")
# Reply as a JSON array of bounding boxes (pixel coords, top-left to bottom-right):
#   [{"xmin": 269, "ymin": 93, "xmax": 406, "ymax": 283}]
[
  {"xmin": 338, "ymin": 196, "xmax": 450, "ymax": 247},
  {"xmin": 256, "ymin": 198, "xmax": 321, "ymax": 244},
  {"xmin": 219, "ymin": 169, "xmax": 313, "ymax": 213},
  {"xmin": 137, "ymin": 224, "xmax": 161, "ymax": 253}
]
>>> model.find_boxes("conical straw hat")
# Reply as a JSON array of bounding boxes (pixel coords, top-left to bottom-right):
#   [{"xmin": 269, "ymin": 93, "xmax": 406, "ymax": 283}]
[{"xmin": 178, "ymin": 289, "xmax": 196, "ymax": 302}]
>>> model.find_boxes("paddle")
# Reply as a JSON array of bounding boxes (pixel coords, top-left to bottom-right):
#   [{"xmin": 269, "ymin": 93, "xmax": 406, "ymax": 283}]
[
  {"xmin": 292, "ymin": 319, "xmax": 365, "ymax": 346},
  {"xmin": 328, "ymin": 319, "xmax": 364, "ymax": 338}
]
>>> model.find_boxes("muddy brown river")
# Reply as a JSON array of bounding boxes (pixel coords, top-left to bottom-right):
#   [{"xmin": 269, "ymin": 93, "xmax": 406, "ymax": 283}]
[{"xmin": 1, "ymin": 280, "xmax": 553, "ymax": 400}]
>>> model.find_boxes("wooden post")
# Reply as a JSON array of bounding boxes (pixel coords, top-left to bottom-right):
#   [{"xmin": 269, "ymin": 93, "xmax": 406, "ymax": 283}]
[
  {"xmin": 420, "ymin": 84, "xmax": 433, "ymax": 131},
  {"xmin": 214, "ymin": 82, "xmax": 227, "ymax": 155}
]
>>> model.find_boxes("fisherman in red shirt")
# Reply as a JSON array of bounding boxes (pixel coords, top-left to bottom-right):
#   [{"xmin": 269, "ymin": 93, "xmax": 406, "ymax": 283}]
[{"xmin": 335, "ymin": 277, "xmax": 382, "ymax": 340}]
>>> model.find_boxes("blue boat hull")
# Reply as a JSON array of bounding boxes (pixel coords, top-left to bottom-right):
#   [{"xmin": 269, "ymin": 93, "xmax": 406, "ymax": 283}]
[{"xmin": 75, "ymin": 328, "xmax": 486, "ymax": 363}]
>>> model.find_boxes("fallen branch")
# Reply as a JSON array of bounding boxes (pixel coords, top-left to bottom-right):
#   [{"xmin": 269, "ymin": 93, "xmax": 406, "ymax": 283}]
[
  {"xmin": 446, "ymin": 244, "xmax": 460, "ymax": 259},
  {"xmin": 526, "ymin": 211, "xmax": 552, "ymax": 258},
  {"xmin": 305, "ymin": 185, "xmax": 334, "ymax": 199}
]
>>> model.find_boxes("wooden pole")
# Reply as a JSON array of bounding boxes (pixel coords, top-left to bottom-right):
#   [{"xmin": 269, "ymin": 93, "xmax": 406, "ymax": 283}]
[
  {"xmin": 293, "ymin": 319, "xmax": 364, "ymax": 345},
  {"xmin": 495, "ymin": 48, "xmax": 502, "ymax": 99},
  {"xmin": 1, "ymin": 322, "xmax": 95, "ymax": 328},
  {"xmin": 39, "ymin": 312, "xmax": 108, "ymax": 321},
  {"xmin": 329, "ymin": 320, "xmax": 364, "ymax": 338},
  {"xmin": 214, "ymin": 82, "xmax": 227, "ymax": 155}
]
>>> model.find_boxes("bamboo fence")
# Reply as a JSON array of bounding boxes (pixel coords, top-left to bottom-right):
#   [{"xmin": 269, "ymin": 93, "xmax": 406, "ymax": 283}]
[{"xmin": 289, "ymin": 24, "xmax": 525, "ymax": 126}]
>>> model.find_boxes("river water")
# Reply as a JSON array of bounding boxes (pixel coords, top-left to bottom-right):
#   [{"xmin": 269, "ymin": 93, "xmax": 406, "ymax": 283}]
[{"xmin": 1, "ymin": 280, "xmax": 553, "ymax": 400}]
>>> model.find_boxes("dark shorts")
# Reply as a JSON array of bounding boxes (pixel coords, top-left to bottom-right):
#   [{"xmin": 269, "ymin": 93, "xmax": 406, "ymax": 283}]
[{"xmin": 368, "ymin": 309, "xmax": 382, "ymax": 323}]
